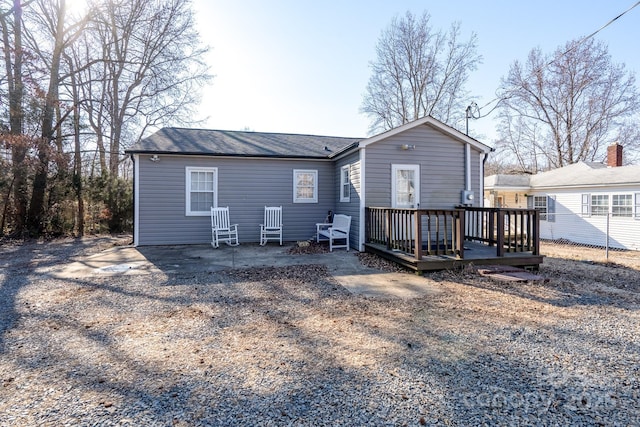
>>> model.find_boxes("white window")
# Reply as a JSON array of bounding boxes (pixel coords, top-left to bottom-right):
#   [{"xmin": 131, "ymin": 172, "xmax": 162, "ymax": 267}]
[
  {"xmin": 533, "ymin": 195, "xmax": 547, "ymax": 221},
  {"xmin": 591, "ymin": 194, "xmax": 609, "ymax": 216},
  {"xmin": 293, "ymin": 169, "xmax": 317, "ymax": 203},
  {"xmin": 612, "ymin": 194, "xmax": 633, "ymax": 217},
  {"xmin": 635, "ymin": 193, "xmax": 640, "ymax": 219},
  {"xmin": 186, "ymin": 167, "xmax": 217, "ymax": 216},
  {"xmin": 340, "ymin": 165, "xmax": 350, "ymax": 202}
]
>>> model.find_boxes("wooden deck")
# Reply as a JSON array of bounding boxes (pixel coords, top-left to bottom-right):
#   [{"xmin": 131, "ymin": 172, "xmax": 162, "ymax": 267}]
[
  {"xmin": 364, "ymin": 207, "xmax": 543, "ymax": 272},
  {"xmin": 364, "ymin": 241, "xmax": 544, "ymax": 272}
]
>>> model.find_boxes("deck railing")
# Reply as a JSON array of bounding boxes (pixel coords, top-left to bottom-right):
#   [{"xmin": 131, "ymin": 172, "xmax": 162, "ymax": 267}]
[
  {"xmin": 464, "ymin": 207, "xmax": 540, "ymax": 256},
  {"xmin": 365, "ymin": 207, "xmax": 465, "ymax": 259},
  {"xmin": 365, "ymin": 207, "xmax": 539, "ymax": 260}
]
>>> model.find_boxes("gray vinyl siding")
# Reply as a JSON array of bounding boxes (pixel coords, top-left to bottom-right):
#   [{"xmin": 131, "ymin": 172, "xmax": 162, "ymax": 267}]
[
  {"xmin": 137, "ymin": 155, "xmax": 335, "ymax": 245},
  {"xmin": 334, "ymin": 152, "xmax": 361, "ymax": 249},
  {"xmin": 364, "ymin": 124, "xmax": 483, "ymax": 208}
]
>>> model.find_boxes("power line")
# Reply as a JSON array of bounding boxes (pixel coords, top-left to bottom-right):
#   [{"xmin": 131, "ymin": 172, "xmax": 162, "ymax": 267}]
[{"xmin": 472, "ymin": 0, "xmax": 640, "ymax": 120}]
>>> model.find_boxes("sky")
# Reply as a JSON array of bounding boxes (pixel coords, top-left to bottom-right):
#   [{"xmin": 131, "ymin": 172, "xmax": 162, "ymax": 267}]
[{"xmin": 190, "ymin": 0, "xmax": 640, "ymax": 144}]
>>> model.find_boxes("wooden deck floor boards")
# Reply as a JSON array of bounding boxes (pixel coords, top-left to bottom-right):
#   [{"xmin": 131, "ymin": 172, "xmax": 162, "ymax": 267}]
[{"xmin": 364, "ymin": 241, "xmax": 544, "ymax": 272}]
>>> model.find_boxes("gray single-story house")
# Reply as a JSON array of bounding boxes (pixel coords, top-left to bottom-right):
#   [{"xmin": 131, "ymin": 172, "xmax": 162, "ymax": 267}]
[{"xmin": 126, "ymin": 116, "xmax": 492, "ymax": 249}]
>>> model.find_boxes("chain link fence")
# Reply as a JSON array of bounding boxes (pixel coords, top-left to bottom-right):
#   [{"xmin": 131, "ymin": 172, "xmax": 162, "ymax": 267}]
[{"xmin": 538, "ymin": 212, "xmax": 640, "ymax": 266}]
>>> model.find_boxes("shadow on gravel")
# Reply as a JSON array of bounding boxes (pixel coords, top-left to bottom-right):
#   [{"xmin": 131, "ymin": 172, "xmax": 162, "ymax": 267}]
[
  {"xmin": 0, "ymin": 238, "xmax": 118, "ymax": 353},
  {"xmin": 426, "ymin": 257, "xmax": 640, "ymax": 309},
  {"xmin": 2, "ymin": 243, "xmax": 639, "ymax": 425}
]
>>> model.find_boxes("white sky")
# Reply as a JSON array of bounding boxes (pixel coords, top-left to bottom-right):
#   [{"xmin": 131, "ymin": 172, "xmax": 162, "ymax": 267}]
[{"xmin": 191, "ymin": 0, "xmax": 640, "ymax": 145}]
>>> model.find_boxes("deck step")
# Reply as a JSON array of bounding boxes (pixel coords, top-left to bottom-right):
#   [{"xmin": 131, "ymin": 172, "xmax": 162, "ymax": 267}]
[{"xmin": 476, "ymin": 265, "xmax": 548, "ymax": 282}]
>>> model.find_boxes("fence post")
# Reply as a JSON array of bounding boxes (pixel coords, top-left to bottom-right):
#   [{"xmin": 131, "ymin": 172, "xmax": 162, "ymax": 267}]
[{"xmin": 606, "ymin": 213, "xmax": 610, "ymax": 261}]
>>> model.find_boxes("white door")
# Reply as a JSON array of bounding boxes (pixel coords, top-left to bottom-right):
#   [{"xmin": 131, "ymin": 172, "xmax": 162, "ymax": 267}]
[
  {"xmin": 391, "ymin": 164, "xmax": 420, "ymax": 244},
  {"xmin": 392, "ymin": 164, "xmax": 420, "ymax": 208}
]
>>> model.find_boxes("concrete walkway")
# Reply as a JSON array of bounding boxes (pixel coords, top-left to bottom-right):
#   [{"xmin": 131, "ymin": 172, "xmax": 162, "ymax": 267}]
[{"xmin": 50, "ymin": 243, "xmax": 443, "ymax": 298}]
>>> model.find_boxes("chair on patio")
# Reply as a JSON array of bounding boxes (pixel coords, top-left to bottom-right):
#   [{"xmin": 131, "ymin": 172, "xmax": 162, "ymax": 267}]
[
  {"xmin": 211, "ymin": 206, "xmax": 239, "ymax": 248},
  {"xmin": 260, "ymin": 206, "xmax": 282, "ymax": 246},
  {"xmin": 316, "ymin": 213, "xmax": 351, "ymax": 251}
]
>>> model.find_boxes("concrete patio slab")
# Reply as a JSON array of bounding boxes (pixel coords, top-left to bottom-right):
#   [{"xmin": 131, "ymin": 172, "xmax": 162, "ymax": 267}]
[{"xmin": 49, "ymin": 243, "xmax": 443, "ymax": 298}]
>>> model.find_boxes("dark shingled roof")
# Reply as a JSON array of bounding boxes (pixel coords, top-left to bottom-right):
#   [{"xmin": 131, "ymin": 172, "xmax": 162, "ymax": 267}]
[{"xmin": 126, "ymin": 128, "xmax": 363, "ymax": 158}]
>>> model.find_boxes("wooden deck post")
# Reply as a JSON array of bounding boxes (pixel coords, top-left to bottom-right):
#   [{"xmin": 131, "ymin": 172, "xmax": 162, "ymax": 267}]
[
  {"xmin": 496, "ymin": 210, "xmax": 505, "ymax": 257},
  {"xmin": 413, "ymin": 210, "xmax": 422, "ymax": 260},
  {"xmin": 488, "ymin": 209, "xmax": 495, "ymax": 247},
  {"xmin": 385, "ymin": 209, "xmax": 392, "ymax": 250},
  {"xmin": 532, "ymin": 209, "xmax": 540, "ymax": 255},
  {"xmin": 454, "ymin": 209, "xmax": 465, "ymax": 259}
]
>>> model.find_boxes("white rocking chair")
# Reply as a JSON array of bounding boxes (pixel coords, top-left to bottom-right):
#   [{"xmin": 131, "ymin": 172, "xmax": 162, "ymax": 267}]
[
  {"xmin": 211, "ymin": 206, "xmax": 239, "ymax": 248},
  {"xmin": 260, "ymin": 206, "xmax": 282, "ymax": 245}
]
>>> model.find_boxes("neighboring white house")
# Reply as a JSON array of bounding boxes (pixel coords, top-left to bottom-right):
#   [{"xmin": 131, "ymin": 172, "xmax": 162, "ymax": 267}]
[{"xmin": 485, "ymin": 144, "xmax": 640, "ymax": 250}]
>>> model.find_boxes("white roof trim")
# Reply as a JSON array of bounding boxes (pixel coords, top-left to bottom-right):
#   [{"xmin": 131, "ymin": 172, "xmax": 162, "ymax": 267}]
[
  {"xmin": 359, "ymin": 116, "xmax": 492, "ymax": 153},
  {"xmin": 487, "ymin": 186, "xmax": 531, "ymax": 192}
]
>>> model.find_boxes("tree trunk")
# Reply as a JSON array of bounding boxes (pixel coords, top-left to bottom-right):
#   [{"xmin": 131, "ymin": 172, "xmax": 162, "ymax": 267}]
[
  {"xmin": 2, "ymin": 0, "xmax": 27, "ymax": 234},
  {"xmin": 27, "ymin": 0, "xmax": 67, "ymax": 235}
]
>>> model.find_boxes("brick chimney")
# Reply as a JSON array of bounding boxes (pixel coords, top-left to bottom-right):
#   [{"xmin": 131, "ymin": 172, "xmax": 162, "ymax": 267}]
[{"xmin": 607, "ymin": 143, "xmax": 623, "ymax": 167}]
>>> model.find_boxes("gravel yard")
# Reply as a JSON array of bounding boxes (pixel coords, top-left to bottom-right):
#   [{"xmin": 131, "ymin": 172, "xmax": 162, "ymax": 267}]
[{"xmin": 1, "ymin": 237, "xmax": 639, "ymax": 426}]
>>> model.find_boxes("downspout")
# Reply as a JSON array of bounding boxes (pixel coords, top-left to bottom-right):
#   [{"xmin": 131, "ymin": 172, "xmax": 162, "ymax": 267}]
[
  {"xmin": 130, "ymin": 154, "xmax": 138, "ymax": 246},
  {"xmin": 465, "ymin": 143, "xmax": 471, "ymax": 193}
]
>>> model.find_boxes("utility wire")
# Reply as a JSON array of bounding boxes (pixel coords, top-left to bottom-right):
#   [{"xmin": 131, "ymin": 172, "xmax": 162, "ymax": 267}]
[{"xmin": 472, "ymin": 0, "xmax": 640, "ymax": 120}]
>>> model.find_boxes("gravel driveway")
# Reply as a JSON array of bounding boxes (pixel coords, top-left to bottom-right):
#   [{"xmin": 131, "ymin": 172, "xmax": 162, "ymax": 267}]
[{"xmin": 1, "ymin": 237, "xmax": 639, "ymax": 426}]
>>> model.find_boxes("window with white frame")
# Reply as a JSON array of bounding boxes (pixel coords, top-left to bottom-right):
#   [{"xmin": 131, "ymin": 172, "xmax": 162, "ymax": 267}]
[
  {"xmin": 612, "ymin": 194, "xmax": 633, "ymax": 217},
  {"xmin": 533, "ymin": 195, "xmax": 547, "ymax": 221},
  {"xmin": 186, "ymin": 167, "xmax": 217, "ymax": 215},
  {"xmin": 591, "ymin": 194, "xmax": 609, "ymax": 216},
  {"xmin": 340, "ymin": 165, "xmax": 350, "ymax": 202},
  {"xmin": 293, "ymin": 169, "xmax": 317, "ymax": 203},
  {"xmin": 636, "ymin": 193, "xmax": 640, "ymax": 219}
]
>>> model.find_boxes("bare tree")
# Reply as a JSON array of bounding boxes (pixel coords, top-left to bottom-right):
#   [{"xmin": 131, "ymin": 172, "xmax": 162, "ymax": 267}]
[
  {"xmin": 78, "ymin": 0, "xmax": 210, "ymax": 178},
  {"xmin": 497, "ymin": 38, "xmax": 640, "ymax": 172},
  {"xmin": 361, "ymin": 11, "xmax": 481, "ymax": 134},
  {"xmin": 0, "ymin": 0, "xmax": 211, "ymax": 236}
]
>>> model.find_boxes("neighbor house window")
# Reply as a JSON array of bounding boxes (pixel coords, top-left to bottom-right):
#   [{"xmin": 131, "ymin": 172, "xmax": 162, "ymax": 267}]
[
  {"xmin": 612, "ymin": 194, "xmax": 632, "ymax": 217},
  {"xmin": 186, "ymin": 166, "xmax": 217, "ymax": 216},
  {"xmin": 533, "ymin": 195, "xmax": 548, "ymax": 221},
  {"xmin": 591, "ymin": 194, "xmax": 609, "ymax": 216},
  {"xmin": 293, "ymin": 169, "xmax": 317, "ymax": 203},
  {"xmin": 340, "ymin": 165, "xmax": 350, "ymax": 202}
]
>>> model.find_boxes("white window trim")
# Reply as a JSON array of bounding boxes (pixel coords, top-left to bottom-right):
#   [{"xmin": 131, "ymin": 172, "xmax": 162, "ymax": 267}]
[
  {"xmin": 590, "ymin": 194, "xmax": 610, "ymax": 217},
  {"xmin": 340, "ymin": 165, "xmax": 350, "ymax": 202},
  {"xmin": 293, "ymin": 169, "xmax": 318, "ymax": 203},
  {"xmin": 185, "ymin": 166, "xmax": 218, "ymax": 216},
  {"xmin": 533, "ymin": 195, "xmax": 548, "ymax": 221},
  {"xmin": 611, "ymin": 193, "xmax": 633, "ymax": 217}
]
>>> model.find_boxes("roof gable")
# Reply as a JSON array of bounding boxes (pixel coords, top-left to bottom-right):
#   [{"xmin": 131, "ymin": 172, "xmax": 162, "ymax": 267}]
[{"xmin": 359, "ymin": 116, "xmax": 492, "ymax": 153}]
